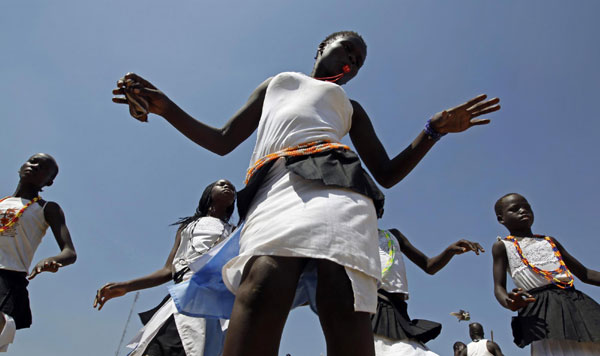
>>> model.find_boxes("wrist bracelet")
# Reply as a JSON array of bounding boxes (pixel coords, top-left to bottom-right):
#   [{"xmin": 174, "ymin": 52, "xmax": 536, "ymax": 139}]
[{"xmin": 424, "ymin": 119, "xmax": 446, "ymax": 141}]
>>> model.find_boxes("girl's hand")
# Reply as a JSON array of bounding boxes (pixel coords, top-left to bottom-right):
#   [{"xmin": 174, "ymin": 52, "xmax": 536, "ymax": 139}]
[
  {"xmin": 430, "ymin": 94, "xmax": 500, "ymax": 134},
  {"xmin": 112, "ymin": 73, "xmax": 172, "ymax": 120},
  {"xmin": 506, "ymin": 288, "xmax": 536, "ymax": 311},
  {"xmin": 449, "ymin": 239, "xmax": 485, "ymax": 255},
  {"xmin": 27, "ymin": 259, "xmax": 63, "ymax": 280},
  {"xmin": 93, "ymin": 282, "xmax": 128, "ymax": 311}
]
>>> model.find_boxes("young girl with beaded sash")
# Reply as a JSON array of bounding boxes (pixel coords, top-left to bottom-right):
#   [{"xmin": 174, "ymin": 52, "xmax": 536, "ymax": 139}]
[
  {"xmin": 112, "ymin": 30, "xmax": 500, "ymax": 356},
  {"xmin": 0, "ymin": 153, "xmax": 77, "ymax": 352},
  {"xmin": 372, "ymin": 228, "xmax": 484, "ymax": 356},
  {"xmin": 492, "ymin": 193, "xmax": 600, "ymax": 355},
  {"xmin": 93, "ymin": 179, "xmax": 236, "ymax": 356}
]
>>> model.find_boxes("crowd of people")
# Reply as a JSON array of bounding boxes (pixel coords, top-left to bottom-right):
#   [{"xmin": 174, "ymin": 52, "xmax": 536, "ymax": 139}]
[{"xmin": 1, "ymin": 30, "xmax": 599, "ymax": 356}]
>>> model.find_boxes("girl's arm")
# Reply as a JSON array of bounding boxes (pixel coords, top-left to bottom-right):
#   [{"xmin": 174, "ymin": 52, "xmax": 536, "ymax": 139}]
[
  {"xmin": 492, "ymin": 240, "xmax": 535, "ymax": 311},
  {"xmin": 349, "ymin": 95, "xmax": 499, "ymax": 188},
  {"xmin": 390, "ymin": 229, "xmax": 483, "ymax": 275},
  {"xmin": 28, "ymin": 201, "xmax": 77, "ymax": 280},
  {"xmin": 113, "ymin": 73, "xmax": 271, "ymax": 156},
  {"xmin": 93, "ymin": 230, "xmax": 183, "ymax": 311},
  {"xmin": 553, "ymin": 237, "xmax": 600, "ymax": 286}
]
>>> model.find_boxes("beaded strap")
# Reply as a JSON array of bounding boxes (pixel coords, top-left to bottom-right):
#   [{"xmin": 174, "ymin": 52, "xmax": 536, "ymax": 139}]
[
  {"xmin": 505, "ymin": 235, "xmax": 574, "ymax": 289},
  {"xmin": 0, "ymin": 196, "xmax": 41, "ymax": 233},
  {"xmin": 245, "ymin": 140, "xmax": 350, "ymax": 184},
  {"xmin": 380, "ymin": 229, "xmax": 396, "ymax": 277}
]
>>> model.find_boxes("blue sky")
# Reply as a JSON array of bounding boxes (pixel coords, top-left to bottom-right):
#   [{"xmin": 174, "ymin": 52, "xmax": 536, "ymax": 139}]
[{"xmin": 1, "ymin": 1, "xmax": 600, "ymax": 355}]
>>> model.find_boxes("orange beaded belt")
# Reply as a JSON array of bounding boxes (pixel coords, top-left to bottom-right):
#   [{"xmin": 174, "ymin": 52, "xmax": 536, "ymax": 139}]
[{"xmin": 245, "ymin": 140, "xmax": 350, "ymax": 184}]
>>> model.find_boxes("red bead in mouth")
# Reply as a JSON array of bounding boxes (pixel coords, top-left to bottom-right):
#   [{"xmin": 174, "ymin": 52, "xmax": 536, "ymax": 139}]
[{"xmin": 342, "ymin": 65, "xmax": 351, "ymax": 73}]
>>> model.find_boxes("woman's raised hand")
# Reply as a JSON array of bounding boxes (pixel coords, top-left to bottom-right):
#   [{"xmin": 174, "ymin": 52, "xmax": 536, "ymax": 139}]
[
  {"xmin": 429, "ymin": 94, "xmax": 500, "ymax": 134},
  {"xmin": 112, "ymin": 73, "xmax": 172, "ymax": 121},
  {"xmin": 449, "ymin": 239, "xmax": 485, "ymax": 255},
  {"xmin": 93, "ymin": 282, "xmax": 128, "ymax": 311}
]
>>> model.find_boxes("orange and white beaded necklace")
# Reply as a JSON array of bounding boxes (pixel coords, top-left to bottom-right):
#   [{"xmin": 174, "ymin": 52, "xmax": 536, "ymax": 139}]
[{"xmin": 0, "ymin": 196, "xmax": 40, "ymax": 233}]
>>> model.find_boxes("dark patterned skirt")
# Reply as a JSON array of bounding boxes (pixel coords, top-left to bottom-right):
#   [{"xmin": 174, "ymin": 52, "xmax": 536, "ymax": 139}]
[
  {"xmin": 237, "ymin": 149, "xmax": 385, "ymax": 220},
  {"xmin": 371, "ymin": 290, "xmax": 442, "ymax": 343},
  {"xmin": 0, "ymin": 269, "xmax": 32, "ymax": 329},
  {"xmin": 138, "ymin": 295, "xmax": 186, "ymax": 356},
  {"xmin": 511, "ymin": 284, "xmax": 600, "ymax": 348}
]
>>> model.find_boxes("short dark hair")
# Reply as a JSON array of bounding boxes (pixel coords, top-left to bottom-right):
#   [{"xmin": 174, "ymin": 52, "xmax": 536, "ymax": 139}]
[
  {"xmin": 494, "ymin": 193, "xmax": 521, "ymax": 216},
  {"xmin": 315, "ymin": 30, "xmax": 367, "ymax": 59},
  {"xmin": 453, "ymin": 341, "xmax": 466, "ymax": 351}
]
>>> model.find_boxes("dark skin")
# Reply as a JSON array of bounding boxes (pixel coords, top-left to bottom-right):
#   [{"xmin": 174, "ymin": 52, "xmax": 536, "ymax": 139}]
[
  {"xmin": 93, "ymin": 179, "xmax": 235, "ymax": 311},
  {"xmin": 459, "ymin": 322, "xmax": 503, "ymax": 356},
  {"xmin": 384, "ymin": 229, "xmax": 484, "ymax": 307},
  {"xmin": 112, "ymin": 34, "xmax": 500, "ymax": 356},
  {"xmin": 0, "ymin": 154, "xmax": 77, "ymax": 330},
  {"xmin": 492, "ymin": 193, "xmax": 600, "ymax": 312}
]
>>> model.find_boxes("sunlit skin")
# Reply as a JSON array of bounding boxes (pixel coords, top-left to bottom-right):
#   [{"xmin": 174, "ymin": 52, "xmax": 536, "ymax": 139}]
[
  {"xmin": 492, "ymin": 193, "xmax": 600, "ymax": 313},
  {"xmin": 93, "ymin": 179, "xmax": 235, "ymax": 311},
  {"xmin": 0, "ymin": 154, "xmax": 77, "ymax": 331},
  {"xmin": 112, "ymin": 33, "xmax": 500, "ymax": 356}
]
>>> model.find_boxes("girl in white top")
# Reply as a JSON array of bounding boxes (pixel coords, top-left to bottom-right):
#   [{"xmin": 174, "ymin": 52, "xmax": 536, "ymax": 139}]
[
  {"xmin": 94, "ymin": 179, "xmax": 236, "ymax": 356},
  {"xmin": 492, "ymin": 193, "xmax": 600, "ymax": 355},
  {"xmin": 0, "ymin": 153, "xmax": 77, "ymax": 352},
  {"xmin": 113, "ymin": 30, "xmax": 500, "ymax": 356},
  {"xmin": 374, "ymin": 229, "xmax": 484, "ymax": 356}
]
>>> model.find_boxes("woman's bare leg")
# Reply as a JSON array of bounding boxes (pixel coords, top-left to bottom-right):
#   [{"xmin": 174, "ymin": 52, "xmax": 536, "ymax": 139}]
[
  {"xmin": 316, "ymin": 259, "xmax": 375, "ymax": 356},
  {"xmin": 222, "ymin": 255, "xmax": 308, "ymax": 356}
]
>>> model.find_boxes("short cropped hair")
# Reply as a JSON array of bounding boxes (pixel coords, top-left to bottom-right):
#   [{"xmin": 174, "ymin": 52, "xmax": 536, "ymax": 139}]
[{"xmin": 315, "ymin": 30, "xmax": 367, "ymax": 59}]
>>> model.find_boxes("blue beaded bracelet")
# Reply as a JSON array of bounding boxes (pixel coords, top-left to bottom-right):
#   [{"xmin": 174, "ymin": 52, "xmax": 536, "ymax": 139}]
[{"xmin": 424, "ymin": 119, "xmax": 446, "ymax": 141}]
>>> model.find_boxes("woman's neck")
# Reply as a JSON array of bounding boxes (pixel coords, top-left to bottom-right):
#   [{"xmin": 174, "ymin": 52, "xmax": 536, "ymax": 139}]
[
  {"xmin": 508, "ymin": 228, "xmax": 534, "ymax": 239},
  {"xmin": 12, "ymin": 182, "xmax": 40, "ymax": 200}
]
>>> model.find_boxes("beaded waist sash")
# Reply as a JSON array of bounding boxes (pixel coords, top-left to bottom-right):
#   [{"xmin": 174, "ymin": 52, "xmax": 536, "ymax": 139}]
[{"xmin": 245, "ymin": 140, "xmax": 350, "ymax": 184}]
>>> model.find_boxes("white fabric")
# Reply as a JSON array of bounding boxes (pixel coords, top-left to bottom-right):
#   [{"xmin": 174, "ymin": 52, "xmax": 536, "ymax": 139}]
[
  {"xmin": 0, "ymin": 197, "xmax": 48, "ymax": 273},
  {"xmin": 531, "ymin": 339, "xmax": 600, "ymax": 356},
  {"xmin": 0, "ymin": 313, "xmax": 16, "ymax": 352},
  {"xmin": 378, "ymin": 229, "xmax": 409, "ymax": 296},
  {"xmin": 500, "ymin": 237, "xmax": 570, "ymax": 291},
  {"xmin": 374, "ymin": 335, "xmax": 439, "ymax": 356},
  {"xmin": 467, "ymin": 339, "xmax": 493, "ymax": 356},
  {"xmin": 173, "ymin": 217, "xmax": 233, "ymax": 275},
  {"xmin": 128, "ymin": 217, "xmax": 232, "ymax": 355},
  {"xmin": 248, "ymin": 72, "xmax": 353, "ymax": 166},
  {"xmin": 126, "ymin": 298, "xmax": 212, "ymax": 356},
  {"xmin": 223, "ymin": 72, "xmax": 380, "ymax": 313}
]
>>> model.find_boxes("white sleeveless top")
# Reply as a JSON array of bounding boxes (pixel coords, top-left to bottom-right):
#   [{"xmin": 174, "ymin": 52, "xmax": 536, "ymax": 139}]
[
  {"xmin": 249, "ymin": 72, "xmax": 353, "ymax": 166},
  {"xmin": 467, "ymin": 339, "xmax": 493, "ymax": 356},
  {"xmin": 172, "ymin": 216, "xmax": 233, "ymax": 279},
  {"xmin": 0, "ymin": 197, "xmax": 48, "ymax": 272},
  {"xmin": 378, "ymin": 229, "xmax": 409, "ymax": 296},
  {"xmin": 500, "ymin": 236, "xmax": 570, "ymax": 291}
]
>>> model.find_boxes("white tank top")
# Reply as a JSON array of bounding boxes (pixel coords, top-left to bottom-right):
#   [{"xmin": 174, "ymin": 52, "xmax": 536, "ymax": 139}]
[
  {"xmin": 0, "ymin": 197, "xmax": 48, "ymax": 272},
  {"xmin": 172, "ymin": 216, "xmax": 233, "ymax": 280},
  {"xmin": 249, "ymin": 72, "xmax": 353, "ymax": 166},
  {"xmin": 378, "ymin": 229, "xmax": 409, "ymax": 296},
  {"xmin": 467, "ymin": 339, "xmax": 493, "ymax": 356},
  {"xmin": 500, "ymin": 236, "xmax": 570, "ymax": 291}
]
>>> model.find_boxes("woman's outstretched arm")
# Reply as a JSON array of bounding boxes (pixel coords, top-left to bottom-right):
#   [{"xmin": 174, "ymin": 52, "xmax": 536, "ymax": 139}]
[
  {"xmin": 390, "ymin": 229, "xmax": 483, "ymax": 275},
  {"xmin": 93, "ymin": 230, "xmax": 183, "ymax": 311},
  {"xmin": 552, "ymin": 237, "xmax": 600, "ymax": 286},
  {"xmin": 349, "ymin": 95, "xmax": 500, "ymax": 188},
  {"xmin": 113, "ymin": 73, "xmax": 271, "ymax": 156}
]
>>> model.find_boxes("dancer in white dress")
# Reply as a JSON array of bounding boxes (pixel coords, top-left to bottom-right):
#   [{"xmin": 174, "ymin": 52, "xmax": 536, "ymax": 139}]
[
  {"xmin": 492, "ymin": 193, "xmax": 600, "ymax": 355},
  {"xmin": 0, "ymin": 153, "xmax": 77, "ymax": 352},
  {"xmin": 94, "ymin": 179, "xmax": 236, "ymax": 356},
  {"xmin": 113, "ymin": 30, "xmax": 500, "ymax": 356},
  {"xmin": 373, "ymin": 229, "xmax": 484, "ymax": 356}
]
